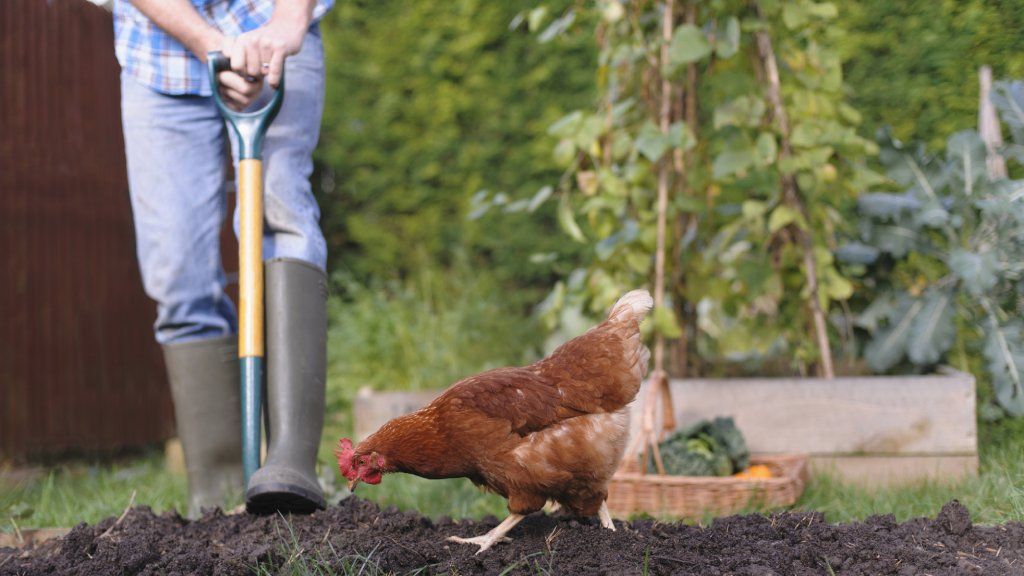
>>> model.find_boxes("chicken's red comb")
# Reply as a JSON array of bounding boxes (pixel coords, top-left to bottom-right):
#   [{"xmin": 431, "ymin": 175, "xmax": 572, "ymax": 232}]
[{"xmin": 335, "ymin": 438, "xmax": 355, "ymax": 477}]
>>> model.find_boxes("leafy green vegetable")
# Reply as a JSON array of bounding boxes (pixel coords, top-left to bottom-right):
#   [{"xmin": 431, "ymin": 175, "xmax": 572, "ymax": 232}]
[
  {"xmin": 646, "ymin": 416, "xmax": 749, "ymax": 476},
  {"xmin": 847, "ymin": 83, "xmax": 1024, "ymax": 415}
]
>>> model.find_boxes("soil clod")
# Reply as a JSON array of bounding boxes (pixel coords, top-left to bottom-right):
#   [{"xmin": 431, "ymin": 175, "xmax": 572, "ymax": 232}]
[{"xmin": 936, "ymin": 499, "xmax": 973, "ymax": 536}]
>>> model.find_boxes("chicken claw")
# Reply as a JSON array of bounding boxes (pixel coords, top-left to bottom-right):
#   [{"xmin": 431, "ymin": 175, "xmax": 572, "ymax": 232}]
[
  {"xmin": 598, "ymin": 501, "xmax": 616, "ymax": 531},
  {"xmin": 447, "ymin": 534, "xmax": 512, "ymax": 554},
  {"xmin": 448, "ymin": 513, "xmax": 525, "ymax": 554}
]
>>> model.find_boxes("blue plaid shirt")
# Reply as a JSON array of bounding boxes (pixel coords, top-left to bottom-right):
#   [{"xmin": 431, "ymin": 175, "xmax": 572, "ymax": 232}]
[{"xmin": 114, "ymin": 0, "xmax": 333, "ymax": 96}]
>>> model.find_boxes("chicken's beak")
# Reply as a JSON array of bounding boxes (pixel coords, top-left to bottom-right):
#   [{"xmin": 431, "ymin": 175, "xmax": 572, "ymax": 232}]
[{"xmin": 347, "ymin": 479, "xmax": 359, "ymax": 492}]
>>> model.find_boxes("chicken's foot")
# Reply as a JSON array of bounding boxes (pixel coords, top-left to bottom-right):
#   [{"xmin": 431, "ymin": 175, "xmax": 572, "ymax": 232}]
[
  {"xmin": 448, "ymin": 513, "xmax": 524, "ymax": 554},
  {"xmin": 598, "ymin": 501, "xmax": 616, "ymax": 531}
]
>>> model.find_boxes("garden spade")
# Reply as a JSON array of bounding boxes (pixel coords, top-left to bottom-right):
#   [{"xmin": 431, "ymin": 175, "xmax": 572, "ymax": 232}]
[{"xmin": 206, "ymin": 52, "xmax": 284, "ymax": 483}]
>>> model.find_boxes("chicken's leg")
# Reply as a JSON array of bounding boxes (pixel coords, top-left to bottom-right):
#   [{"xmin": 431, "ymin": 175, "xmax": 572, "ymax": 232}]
[
  {"xmin": 448, "ymin": 513, "xmax": 524, "ymax": 554},
  {"xmin": 598, "ymin": 501, "xmax": 616, "ymax": 531}
]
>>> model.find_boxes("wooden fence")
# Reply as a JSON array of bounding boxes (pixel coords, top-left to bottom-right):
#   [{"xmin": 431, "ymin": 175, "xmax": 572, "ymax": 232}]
[{"xmin": 0, "ymin": 0, "xmax": 176, "ymax": 460}]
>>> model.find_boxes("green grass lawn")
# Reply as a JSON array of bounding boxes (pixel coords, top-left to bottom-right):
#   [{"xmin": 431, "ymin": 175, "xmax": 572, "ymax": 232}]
[{"xmin": 1, "ymin": 454, "xmax": 186, "ymax": 531}]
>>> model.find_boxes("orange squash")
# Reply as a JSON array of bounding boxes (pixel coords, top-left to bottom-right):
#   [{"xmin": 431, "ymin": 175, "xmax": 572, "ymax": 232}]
[{"xmin": 733, "ymin": 464, "xmax": 773, "ymax": 479}]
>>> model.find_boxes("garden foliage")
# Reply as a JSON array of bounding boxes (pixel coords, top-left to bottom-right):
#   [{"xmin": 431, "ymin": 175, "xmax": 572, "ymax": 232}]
[
  {"xmin": 519, "ymin": 0, "xmax": 877, "ymax": 375},
  {"xmin": 840, "ymin": 0, "xmax": 1024, "ymax": 150},
  {"xmin": 311, "ymin": 2, "xmax": 1024, "ymax": 415},
  {"xmin": 843, "ymin": 82, "xmax": 1024, "ymax": 415},
  {"xmin": 315, "ymin": 0, "xmax": 593, "ymax": 290},
  {"xmin": 324, "ymin": 260, "xmax": 541, "ymax": 418}
]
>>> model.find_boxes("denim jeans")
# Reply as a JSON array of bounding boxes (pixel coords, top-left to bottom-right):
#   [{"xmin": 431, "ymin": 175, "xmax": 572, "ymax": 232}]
[{"xmin": 121, "ymin": 28, "xmax": 327, "ymax": 345}]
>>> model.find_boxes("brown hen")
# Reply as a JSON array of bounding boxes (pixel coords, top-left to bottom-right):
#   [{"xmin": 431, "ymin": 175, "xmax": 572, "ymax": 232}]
[{"xmin": 336, "ymin": 289, "xmax": 653, "ymax": 553}]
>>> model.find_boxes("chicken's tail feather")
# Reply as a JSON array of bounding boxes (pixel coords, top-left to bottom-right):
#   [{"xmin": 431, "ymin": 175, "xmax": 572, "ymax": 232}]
[{"xmin": 607, "ymin": 289, "xmax": 654, "ymax": 324}]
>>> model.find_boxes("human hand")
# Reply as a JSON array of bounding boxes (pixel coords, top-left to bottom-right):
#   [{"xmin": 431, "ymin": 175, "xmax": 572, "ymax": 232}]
[
  {"xmin": 216, "ymin": 69, "xmax": 264, "ymax": 112},
  {"xmin": 192, "ymin": 30, "xmax": 264, "ymax": 111},
  {"xmin": 225, "ymin": 12, "xmax": 309, "ymax": 89}
]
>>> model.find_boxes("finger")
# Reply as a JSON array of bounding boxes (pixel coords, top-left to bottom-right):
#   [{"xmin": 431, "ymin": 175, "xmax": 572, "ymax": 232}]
[
  {"xmin": 221, "ymin": 87, "xmax": 252, "ymax": 111},
  {"xmin": 219, "ymin": 88, "xmax": 241, "ymax": 111},
  {"xmin": 245, "ymin": 37, "xmax": 262, "ymax": 78},
  {"xmin": 239, "ymin": 76, "xmax": 263, "ymax": 98},
  {"xmin": 258, "ymin": 36, "xmax": 275, "ymax": 77},
  {"xmin": 229, "ymin": 36, "xmax": 248, "ymax": 75},
  {"xmin": 220, "ymin": 71, "xmax": 261, "ymax": 101},
  {"xmin": 220, "ymin": 35, "xmax": 234, "ymax": 60},
  {"xmin": 217, "ymin": 70, "xmax": 248, "ymax": 93},
  {"xmin": 267, "ymin": 50, "xmax": 286, "ymax": 89}
]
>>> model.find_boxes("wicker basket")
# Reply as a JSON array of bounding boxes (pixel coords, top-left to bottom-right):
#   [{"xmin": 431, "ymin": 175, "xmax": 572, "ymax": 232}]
[{"xmin": 606, "ymin": 453, "xmax": 809, "ymax": 518}]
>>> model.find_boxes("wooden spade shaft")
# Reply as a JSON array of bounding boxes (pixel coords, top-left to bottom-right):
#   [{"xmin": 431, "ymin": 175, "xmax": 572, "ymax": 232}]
[{"xmin": 237, "ymin": 158, "xmax": 264, "ymax": 481}]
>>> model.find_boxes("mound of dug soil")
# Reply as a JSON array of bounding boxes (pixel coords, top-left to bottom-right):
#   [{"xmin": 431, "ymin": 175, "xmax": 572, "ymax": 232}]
[{"xmin": 2, "ymin": 498, "xmax": 1022, "ymax": 575}]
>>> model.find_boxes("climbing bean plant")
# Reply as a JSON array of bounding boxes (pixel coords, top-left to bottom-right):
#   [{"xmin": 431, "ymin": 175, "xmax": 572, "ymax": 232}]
[{"xmin": 520, "ymin": 0, "xmax": 878, "ymax": 375}]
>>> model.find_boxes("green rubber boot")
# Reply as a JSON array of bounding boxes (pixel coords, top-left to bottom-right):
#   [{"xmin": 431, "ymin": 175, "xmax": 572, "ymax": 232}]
[
  {"xmin": 162, "ymin": 335, "xmax": 243, "ymax": 518},
  {"xmin": 246, "ymin": 258, "xmax": 327, "ymax": 514}
]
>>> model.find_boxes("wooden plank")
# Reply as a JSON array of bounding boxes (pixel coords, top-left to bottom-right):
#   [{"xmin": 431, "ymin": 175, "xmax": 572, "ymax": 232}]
[
  {"xmin": 809, "ymin": 455, "xmax": 978, "ymax": 488},
  {"xmin": 354, "ymin": 373, "xmax": 977, "ymax": 455},
  {"xmin": 351, "ymin": 371, "xmax": 979, "ymax": 487},
  {"xmin": 655, "ymin": 371, "xmax": 976, "ymax": 455},
  {"xmin": 0, "ymin": 528, "xmax": 70, "ymax": 549},
  {"xmin": 353, "ymin": 388, "xmax": 436, "ymax": 442}
]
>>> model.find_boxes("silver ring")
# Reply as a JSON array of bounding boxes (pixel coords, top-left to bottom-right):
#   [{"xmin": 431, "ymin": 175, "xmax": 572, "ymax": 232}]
[{"xmin": 260, "ymin": 62, "xmax": 271, "ymax": 70}]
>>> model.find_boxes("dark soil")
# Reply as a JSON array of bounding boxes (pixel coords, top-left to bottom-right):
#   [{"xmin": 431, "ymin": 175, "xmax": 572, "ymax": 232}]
[{"xmin": 2, "ymin": 498, "xmax": 1022, "ymax": 575}]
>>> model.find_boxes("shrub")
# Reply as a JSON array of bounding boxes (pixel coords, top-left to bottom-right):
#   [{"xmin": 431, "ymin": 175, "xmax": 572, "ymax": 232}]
[
  {"xmin": 324, "ymin": 260, "xmax": 542, "ymax": 427},
  {"xmin": 315, "ymin": 0, "xmax": 593, "ymax": 290},
  {"xmin": 840, "ymin": 0, "xmax": 1024, "ymax": 150}
]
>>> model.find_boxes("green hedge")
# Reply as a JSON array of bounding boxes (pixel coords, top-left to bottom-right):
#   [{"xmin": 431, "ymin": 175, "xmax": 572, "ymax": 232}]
[
  {"xmin": 315, "ymin": 0, "xmax": 593, "ymax": 290},
  {"xmin": 840, "ymin": 0, "xmax": 1024, "ymax": 149}
]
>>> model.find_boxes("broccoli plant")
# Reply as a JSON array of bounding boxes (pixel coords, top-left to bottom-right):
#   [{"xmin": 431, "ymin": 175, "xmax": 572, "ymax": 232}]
[{"xmin": 842, "ymin": 81, "xmax": 1024, "ymax": 415}]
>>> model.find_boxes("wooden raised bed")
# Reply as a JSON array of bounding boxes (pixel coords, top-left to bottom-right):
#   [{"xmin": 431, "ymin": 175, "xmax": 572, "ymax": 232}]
[
  {"xmin": 648, "ymin": 369, "xmax": 977, "ymax": 488},
  {"xmin": 353, "ymin": 368, "xmax": 977, "ymax": 491}
]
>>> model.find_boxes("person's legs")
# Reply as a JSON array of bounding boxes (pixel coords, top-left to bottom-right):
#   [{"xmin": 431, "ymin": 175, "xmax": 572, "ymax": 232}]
[
  {"xmin": 246, "ymin": 257, "xmax": 327, "ymax": 513},
  {"xmin": 122, "ymin": 73, "xmax": 237, "ymax": 345},
  {"xmin": 121, "ymin": 73, "xmax": 242, "ymax": 516},
  {"xmin": 161, "ymin": 335, "xmax": 242, "ymax": 517},
  {"xmin": 260, "ymin": 24, "xmax": 328, "ymax": 269},
  {"xmin": 235, "ymin": 28, "xmax": 329, "ymax": 514},
  {"xmin": 231, "ymin": 27, "xmax": 327, "ymax": 270}
]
